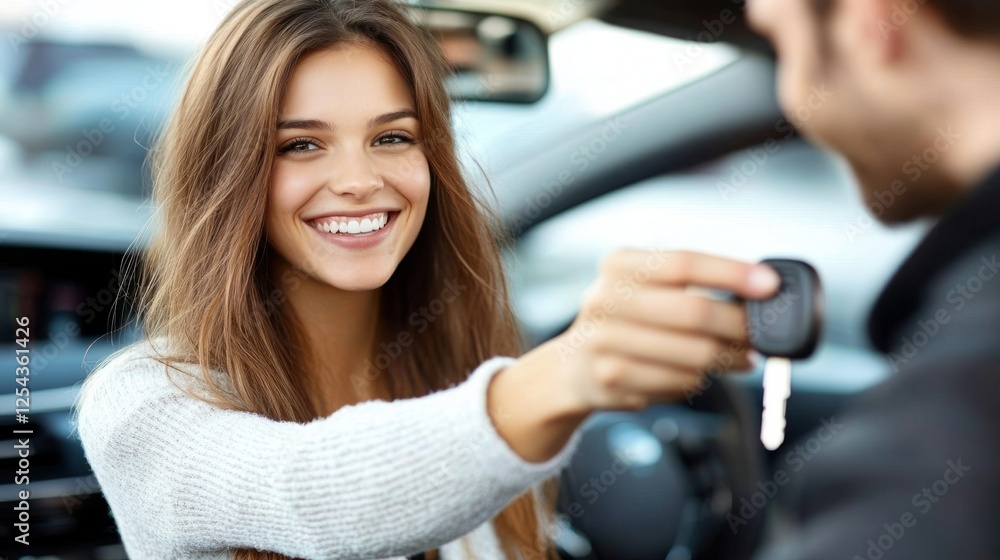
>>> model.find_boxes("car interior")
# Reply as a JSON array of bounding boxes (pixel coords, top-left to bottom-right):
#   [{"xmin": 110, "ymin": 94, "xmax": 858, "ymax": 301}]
[{"xmin": 0, "ymin": 0, "xmax": 929, "ymax": 558}]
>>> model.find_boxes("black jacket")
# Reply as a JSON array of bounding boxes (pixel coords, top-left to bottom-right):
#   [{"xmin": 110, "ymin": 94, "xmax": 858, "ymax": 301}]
[{"xmin": 760, "ymin": 165, "xmax": 1000, "ymax": 559}]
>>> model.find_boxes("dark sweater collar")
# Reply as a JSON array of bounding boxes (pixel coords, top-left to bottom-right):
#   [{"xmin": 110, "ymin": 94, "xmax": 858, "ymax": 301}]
[{"xmin": 869, "ymin": 164, "xmax": 1000, "ymax": 353}]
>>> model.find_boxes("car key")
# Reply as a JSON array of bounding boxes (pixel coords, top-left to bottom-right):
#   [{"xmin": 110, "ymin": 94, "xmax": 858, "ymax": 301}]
[{"xmin": 746, "ymin": 259, "xmax": 824, "ymax": 450}]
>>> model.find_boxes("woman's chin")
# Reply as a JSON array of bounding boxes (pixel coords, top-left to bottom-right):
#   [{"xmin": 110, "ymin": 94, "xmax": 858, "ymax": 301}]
[{"xmin": 320, "ymin": 270, "xmax": 394, "ymax": 293}]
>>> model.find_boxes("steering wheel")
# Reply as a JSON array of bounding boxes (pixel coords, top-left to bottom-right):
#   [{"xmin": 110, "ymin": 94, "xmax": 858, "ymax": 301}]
[{"xmin": 549, "ymin": 325, "xmax": 767, "ymax": 560}]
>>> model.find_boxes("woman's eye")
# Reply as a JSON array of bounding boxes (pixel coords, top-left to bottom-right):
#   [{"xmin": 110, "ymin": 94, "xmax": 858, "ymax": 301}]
[
  {"xmin": 373, "ymin": 133, "xmax": 415, "ymax": 147},
  {"xmin": 278, "ymin": 139, "xmax": 319, "ymax": 154}
]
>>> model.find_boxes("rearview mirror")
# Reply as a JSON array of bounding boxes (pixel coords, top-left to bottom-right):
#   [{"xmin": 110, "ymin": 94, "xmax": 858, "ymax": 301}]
[{"xmin": 408, "ymin": 7, "xmax": 550, "ymax": 104}]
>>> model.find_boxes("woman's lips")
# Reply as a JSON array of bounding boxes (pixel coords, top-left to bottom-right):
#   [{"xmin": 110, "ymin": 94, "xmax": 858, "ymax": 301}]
[
  {"xmin": 309, "ymin": 211, "xmax": 399, "ymax": 249},
  {"xmin": 310, "ymin": 211, "xmax": 390, "ymax": 234}
]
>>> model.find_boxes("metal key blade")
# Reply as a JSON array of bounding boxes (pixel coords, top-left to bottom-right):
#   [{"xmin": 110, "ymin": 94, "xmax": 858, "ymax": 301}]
[{"xmin": 761, "ymin": 357, "xmax": 792, "ymax": 450}]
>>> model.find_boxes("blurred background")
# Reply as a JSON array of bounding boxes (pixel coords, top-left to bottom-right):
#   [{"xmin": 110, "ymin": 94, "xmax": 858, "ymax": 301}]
[{"xmin": 0, "ymin": 0, "xmax": 932, "ymax": 558}]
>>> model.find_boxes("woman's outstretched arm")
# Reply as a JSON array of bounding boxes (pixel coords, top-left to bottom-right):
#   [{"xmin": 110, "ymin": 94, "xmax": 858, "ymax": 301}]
[
  {"xmin": 487, "ymin": 249, "xmax": 781, "ymax": 464},
  {"xmin": 72, "ymin": 341, "xmax": 583, "ymax": 560}
]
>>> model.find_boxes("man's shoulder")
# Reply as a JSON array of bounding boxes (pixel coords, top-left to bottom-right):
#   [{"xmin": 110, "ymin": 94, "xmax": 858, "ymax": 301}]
[
  {"xmin": 930, "ymin": 241, "xmax": 1000, "ymax": 318},
  {"xmin": 887, "ymin": 233, "xmax": 1000, "ymax": 369},
  {"xmin": 936, "ymin": 238, "xmax": 998, "ymax": 319}
]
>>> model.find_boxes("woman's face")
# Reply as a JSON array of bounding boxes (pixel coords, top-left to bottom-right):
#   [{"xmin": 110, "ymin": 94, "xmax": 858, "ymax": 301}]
[{"xmin": 267, "ymin": 44, "xmax": 430, "ymax": 292}]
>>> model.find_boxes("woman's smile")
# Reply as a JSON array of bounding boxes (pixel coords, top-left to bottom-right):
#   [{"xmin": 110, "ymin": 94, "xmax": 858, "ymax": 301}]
[
  {"xmin": 306, "ymin": 210, "xmax": 402, "ymax": 249},
  {"xmin": 309, "ymin": 211, "xmax": 393, "ymax": 235}
]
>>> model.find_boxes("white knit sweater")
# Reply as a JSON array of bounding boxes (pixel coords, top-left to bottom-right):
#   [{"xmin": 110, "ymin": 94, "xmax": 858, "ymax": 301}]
[{"xmin": 71, "ymin": 339, "xmax": 583, "ymax": 559}]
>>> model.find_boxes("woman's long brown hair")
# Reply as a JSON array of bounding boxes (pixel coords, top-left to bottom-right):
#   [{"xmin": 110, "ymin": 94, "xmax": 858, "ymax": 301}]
[{"xmin": 116, "ymin": 0, "xmax": 561, "ymax": 558}]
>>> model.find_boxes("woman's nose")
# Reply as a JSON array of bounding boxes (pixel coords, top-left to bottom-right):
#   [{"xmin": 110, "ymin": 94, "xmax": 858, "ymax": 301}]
[{"xmin": 326, "ymin": 148, "xmax": 384, "ymax": 200}]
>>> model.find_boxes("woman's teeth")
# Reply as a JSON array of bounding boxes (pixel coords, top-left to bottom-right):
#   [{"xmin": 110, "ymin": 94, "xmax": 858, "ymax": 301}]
[{"xmin": 313, "ymin": 212, "xmax": 390, "ymax": 235}]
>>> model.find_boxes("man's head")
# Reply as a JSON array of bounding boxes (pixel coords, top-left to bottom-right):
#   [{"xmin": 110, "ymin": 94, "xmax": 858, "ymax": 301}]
[{"xmin": 747, "ymin": 0, "xmax": 1000, "ymax": 223}]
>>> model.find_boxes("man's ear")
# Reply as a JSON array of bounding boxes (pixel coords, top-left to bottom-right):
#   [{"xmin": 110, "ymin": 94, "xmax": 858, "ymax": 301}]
[{"xmin": 843, "ymin": 0, "xmax": 907, "ymax": 63}]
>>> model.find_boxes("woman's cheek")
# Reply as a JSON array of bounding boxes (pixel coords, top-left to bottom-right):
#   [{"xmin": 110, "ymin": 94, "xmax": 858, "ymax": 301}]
[
  {"xmin": 387, "ymin": 151, "xmax": 431, "ymax": 206},
  {"xmin": 270, "ymin": 164, "xmax": 319, "ymax": 213}
]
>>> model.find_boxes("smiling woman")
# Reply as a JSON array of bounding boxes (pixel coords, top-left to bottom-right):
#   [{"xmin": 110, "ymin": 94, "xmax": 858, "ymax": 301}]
[
  {"xmin": 68, "ymin": 0, "xmax": 786, "ymax": 558},
  {"xmin": 69, "ymin": 0, "xmax": 578, "ymax": 559}
]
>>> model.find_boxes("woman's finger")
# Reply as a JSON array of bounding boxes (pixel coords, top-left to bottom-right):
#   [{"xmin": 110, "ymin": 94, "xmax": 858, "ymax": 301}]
[
  {"xmin": 601, "ymin": 249, "xmax": 781, "ymax": 300},
  {"xmin": 609, "ymin": 286, "xmax": 749, "ymax": 342},
  {"xmin": 585, "ymin": 318, "xmax": 752, "ymax": 372},
  {"xmin": 586, "ymin": 356, "xmax": 707, "ymax": 408}
]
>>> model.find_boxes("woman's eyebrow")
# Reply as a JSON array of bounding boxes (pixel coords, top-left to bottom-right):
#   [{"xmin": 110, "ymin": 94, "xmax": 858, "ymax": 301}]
[
  {"xmin": 276, "ymin": 109, "xmax": 418, "ymax": 132},
  {"xmin": 368, "ymin": 109, "xmax": 417, "ymax": 128},
  {"xmin": 277, "ymin": 118, "xmax": 332, "ymax": 132}
]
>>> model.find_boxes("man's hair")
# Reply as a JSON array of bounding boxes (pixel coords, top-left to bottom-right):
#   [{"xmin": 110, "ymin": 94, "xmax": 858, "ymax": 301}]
[{"xmin": 933, "ymin": 1, "xmax": 1000, "ymax": 40}]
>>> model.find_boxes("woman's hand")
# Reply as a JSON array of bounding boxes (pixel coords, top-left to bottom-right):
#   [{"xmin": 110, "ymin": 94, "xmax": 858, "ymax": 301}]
[
  {"xmin": 486, "ymin": 249, "xmax": 781, "ymax": 463},
  {"xmin": 551, "ymin": 249, "xmax": 781, "ymax": 412}
]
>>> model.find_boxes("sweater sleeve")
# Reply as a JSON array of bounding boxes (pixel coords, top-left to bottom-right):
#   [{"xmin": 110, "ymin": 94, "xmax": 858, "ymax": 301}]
[{"xmin": 72, "ymin": 344, "xmax": 583, "ymax": 560}]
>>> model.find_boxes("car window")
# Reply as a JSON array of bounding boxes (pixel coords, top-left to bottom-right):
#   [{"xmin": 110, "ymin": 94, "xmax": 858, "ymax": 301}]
[{"xmin": 453, "ymin": 18, "xmax": 740, "ymax": 194}]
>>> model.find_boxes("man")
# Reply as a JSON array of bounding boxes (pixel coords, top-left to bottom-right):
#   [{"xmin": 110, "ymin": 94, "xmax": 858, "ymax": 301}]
[{"xmin": 743, "ymin": 0, "xmax": 1000, "ymax": 557}]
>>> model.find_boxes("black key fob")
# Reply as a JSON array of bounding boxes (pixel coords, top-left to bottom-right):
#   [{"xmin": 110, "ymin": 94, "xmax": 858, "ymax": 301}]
[{"xmin": 746, "ymin": 259, "xmax": 824, "ymax": 359}]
